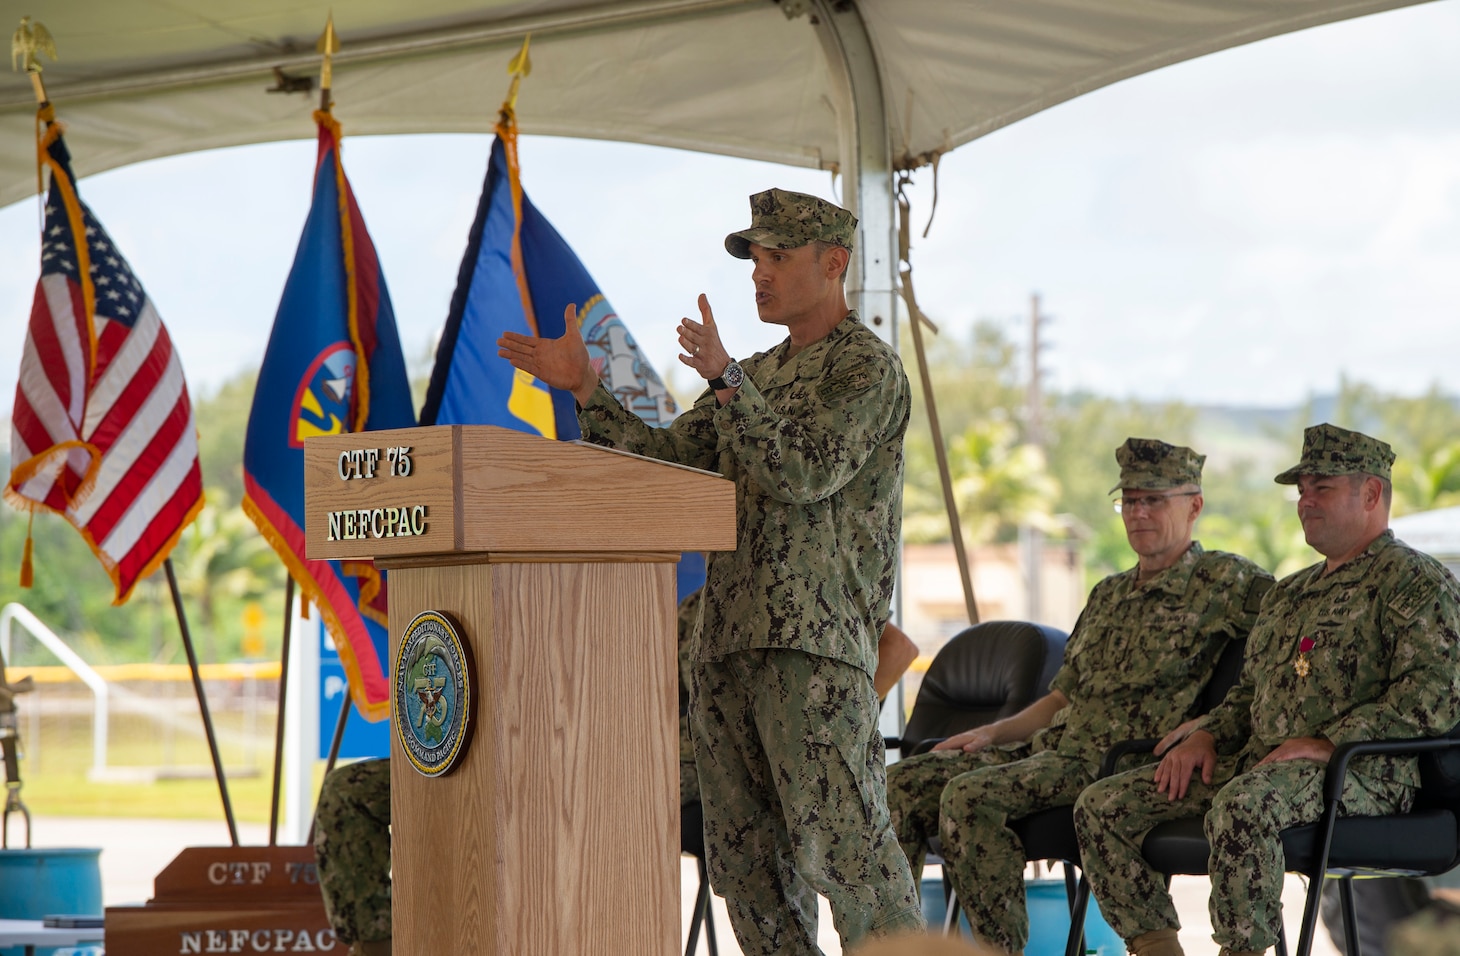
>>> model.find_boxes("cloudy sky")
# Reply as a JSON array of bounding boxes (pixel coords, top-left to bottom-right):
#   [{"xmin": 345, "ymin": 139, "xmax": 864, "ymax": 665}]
[{"xmin": 1, "ymin": 0, "xmax": 1457, "ymax": 413}]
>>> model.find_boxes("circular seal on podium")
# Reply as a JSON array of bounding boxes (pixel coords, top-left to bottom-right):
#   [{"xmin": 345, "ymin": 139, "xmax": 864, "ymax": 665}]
[{"xmin": 394, "ymin": 610, "xmax": 474, "ymax": 777}]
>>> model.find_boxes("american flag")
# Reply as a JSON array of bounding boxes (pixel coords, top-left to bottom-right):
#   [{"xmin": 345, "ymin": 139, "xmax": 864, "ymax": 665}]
[{"xmin": 6, "ymin": 126, "xmax": 203, "ymax": 603}]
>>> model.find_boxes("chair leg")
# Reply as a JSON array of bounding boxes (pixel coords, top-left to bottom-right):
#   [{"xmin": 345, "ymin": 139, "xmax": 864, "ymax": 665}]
[
  {"xmin": 1063, "ymin": 875, "xmax": 1093, "ymax": 956},
  {"xmin": 943, "ymin": 884, "xmax": 960, "ymax": 935},
  {"xmin": 1276, "ymin": 918, "xmax": 1289, "ymax": 956},
  {"xmin": 686, "ymin": 856, "xmax": 712, "ymax": 956},
  {"xmin": 1295, "ymin": 871, "xmax": 1328, "ymax": 956},
  {"xmin": 706, "ymin": 877, "xmax": 719, "ymax": 956},
  {"xmin": 1061, "ymin": 862, "xmax": 1087, "ymax": 956},
  {"xmin": 1338, "ymin": 877, "xmax": 1361, "ymax": 956}
]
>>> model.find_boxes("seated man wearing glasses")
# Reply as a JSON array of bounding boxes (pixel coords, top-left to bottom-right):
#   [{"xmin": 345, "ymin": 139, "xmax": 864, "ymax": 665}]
[{"xmin": 885, "ymin": 438, "xmax": 1273, "ymax": 956}]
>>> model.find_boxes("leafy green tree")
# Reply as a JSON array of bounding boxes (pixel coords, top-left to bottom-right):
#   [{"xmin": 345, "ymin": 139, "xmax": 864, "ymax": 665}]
[
  {"xmin": 901, "ymin": 320, "xmax": 1060, "ymax": 547},
  {"xmin": 166, "ymin": 492, "xmax": 283, "ymax": 661},
  {"xmin": 195, "ymin": 370, "xmax": 257, "ymax": 508},
  {"xmin": 905, "ymin": 419, "xmax": 1058, "ymax": 545}
]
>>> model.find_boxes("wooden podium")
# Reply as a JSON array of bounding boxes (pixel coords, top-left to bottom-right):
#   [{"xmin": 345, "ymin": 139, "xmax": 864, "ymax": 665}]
[{"xmin": 303, "ymin": 425, "xmax": 735, "ymax": 955}]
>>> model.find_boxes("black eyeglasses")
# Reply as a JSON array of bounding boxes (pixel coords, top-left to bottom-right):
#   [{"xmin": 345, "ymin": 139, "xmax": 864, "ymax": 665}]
[{"xmin": 1114, "ymin": 491, "xmax": 1199, "ymax": 514}]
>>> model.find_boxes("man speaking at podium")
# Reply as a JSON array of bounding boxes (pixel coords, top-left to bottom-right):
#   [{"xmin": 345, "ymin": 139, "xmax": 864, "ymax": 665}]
[{"xmin": 500, "ymin": 188, "xmax": 923, "ymax": 954}]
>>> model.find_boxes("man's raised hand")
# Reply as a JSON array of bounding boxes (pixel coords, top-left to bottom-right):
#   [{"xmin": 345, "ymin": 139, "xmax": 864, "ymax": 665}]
[
  {"xmin": 677, "ymin": 294, "xmax": 731, "ymax": 380},
  {"xmin": 497, "ymin": 303, "xmax": 599, "ymax": 404}
]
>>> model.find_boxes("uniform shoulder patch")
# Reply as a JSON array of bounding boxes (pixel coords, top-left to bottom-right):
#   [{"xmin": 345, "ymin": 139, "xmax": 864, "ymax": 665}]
[
  {"xmin": 817, "ymin": 367, "xmax": 875, "ymax": 402},
  {"xmin": 1388, "ymin": 561, "xmax": 1444, "ymax": 621},
  {"xmin": 1245, "ymin": 575, "xmax": 1274, "ymax": 614}
]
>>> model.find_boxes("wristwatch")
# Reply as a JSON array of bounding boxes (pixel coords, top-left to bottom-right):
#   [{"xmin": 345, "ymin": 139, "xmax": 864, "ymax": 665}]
[{"xmin": 709, "ymin": 360, "xmax": 744, "ymax": 391}]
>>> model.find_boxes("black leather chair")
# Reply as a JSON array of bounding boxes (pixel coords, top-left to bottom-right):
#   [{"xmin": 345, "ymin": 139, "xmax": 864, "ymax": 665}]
[
  {"xmin": 1066, "ymin": 644, "xmax": 1460, "ymax": 956},
  {"xmin": 882, "ymin": 620, "xmax": 1070, "ymax": 934},
  {"xmin": 681, "ymin": 798, "xmax": 719, "ymax": 956},
  {"xmin": 888, "ymin": 619, "xmax": 1067, "ymax": 759}
]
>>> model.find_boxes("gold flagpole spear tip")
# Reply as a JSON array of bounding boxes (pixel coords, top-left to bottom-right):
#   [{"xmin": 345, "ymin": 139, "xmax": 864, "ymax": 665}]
[
  {"xmin": 504, "ymin": 34, "xmax": 532, "ymax": 114},
  {"xmin": 316, "ymin": 12, "xmax": 340, "ymax": 108},
  {"xmin": 11, "ymin": 16, "xmax": 56, "ymax": 103}
]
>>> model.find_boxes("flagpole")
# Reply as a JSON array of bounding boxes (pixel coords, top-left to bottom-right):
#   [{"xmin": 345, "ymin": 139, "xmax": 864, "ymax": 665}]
[
  {"xmin": 14, "ymin": 17, "xmax": 56, "ymax": 241},
  {"xmin": 267, "ymin": 576, "xmax": 294, "ymax": 846},
  {"xmin": 306, "ymin": 695, "xmax": 352, "ymax": 844},
  {"xmin": 164, "ymin": 557, "xmax": 240, "ymax": 846}
]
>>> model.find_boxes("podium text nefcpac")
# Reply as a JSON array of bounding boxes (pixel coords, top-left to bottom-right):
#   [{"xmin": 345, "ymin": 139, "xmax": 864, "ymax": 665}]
[{"xmin": 304, "ymin": 425, "xmax": 735, "ymax": 956}]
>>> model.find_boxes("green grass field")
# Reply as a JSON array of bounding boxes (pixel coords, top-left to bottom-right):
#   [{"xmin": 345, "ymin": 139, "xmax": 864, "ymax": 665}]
[{"xmin": 13, "ymin": 706, "xmax": 330, "ymax": 821}]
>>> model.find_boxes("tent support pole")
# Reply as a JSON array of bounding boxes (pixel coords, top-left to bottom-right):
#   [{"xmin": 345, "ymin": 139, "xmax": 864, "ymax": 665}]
[{"xmin": 811, "ymin": 0, "xmax": 898, "ymax": 350}]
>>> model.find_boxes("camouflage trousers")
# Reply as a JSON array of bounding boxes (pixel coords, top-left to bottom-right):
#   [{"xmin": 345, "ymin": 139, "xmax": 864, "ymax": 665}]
[
  {"xmin": 1075, "ymin": 756, "xmax": 1410, "ymax": 952},
  {"xmin": 886, "ymin": 746, "xmax": 1093, "ymax": 953},
  {"xmin": 692, "ymin": 649, "xmax": 924, "ymax": 956},
  {"xmin": 680, "ymin": 713, "xmax": 700, "ymax": 806},
  {"xmin": 313, "ymin": 757, "xmax": 392, "ymax": 946}
]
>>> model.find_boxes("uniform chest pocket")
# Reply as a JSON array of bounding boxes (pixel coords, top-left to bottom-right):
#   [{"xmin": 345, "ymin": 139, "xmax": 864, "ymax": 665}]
[
  {"xmin": 1126, "ymin": 601, "xmax": 1198, "ymax": 674},
  {"xmin": 1244, "ymin": 597, "xmax": 1296, "ymax": 665},
  {"xmin": 764, "ymin": 378, "xmax": 815, "ymax": 417}
]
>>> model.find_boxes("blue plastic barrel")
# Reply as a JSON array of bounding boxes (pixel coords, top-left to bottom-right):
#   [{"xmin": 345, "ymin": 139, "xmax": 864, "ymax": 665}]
[
  {"xmin": 0, "ymin": 848, "xmax": 103, "ymax": 956},
  {"xmin": 921, "ymin": 875, "xmax": 1124, "ymax": 955}
]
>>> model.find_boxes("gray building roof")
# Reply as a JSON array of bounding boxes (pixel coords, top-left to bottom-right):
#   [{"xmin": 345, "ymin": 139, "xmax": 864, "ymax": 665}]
[{"xmin": 1392, "ymin": 506, "xmax": 1460, "ymax": 563}]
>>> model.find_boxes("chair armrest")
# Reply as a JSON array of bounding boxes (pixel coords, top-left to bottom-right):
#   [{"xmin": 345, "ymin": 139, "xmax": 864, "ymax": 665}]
[
  {"xmin": 882, "ymin": 736, "xmax": 950, "ymax": 758},
  {"xmin": 1290, "ymin": 733, "xmax": 1460, "ymax": 909},
  {"xmin": 1322, "ymin": 735, "xmax": 1460, "ymax": 804},
  {"xmin": 1099, "ymin": 738, "xmax": 1161, "ymax": 778}
]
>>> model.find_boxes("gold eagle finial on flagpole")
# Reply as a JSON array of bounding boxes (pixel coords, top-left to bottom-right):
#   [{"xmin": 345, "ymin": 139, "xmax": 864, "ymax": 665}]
[
  {"xmin": 11, "ymin": 16, "xmax": 57, "ymax": 104},
  {"xmin": 316, "ymin": 13, "xmax": 340, "ymax": 111}
]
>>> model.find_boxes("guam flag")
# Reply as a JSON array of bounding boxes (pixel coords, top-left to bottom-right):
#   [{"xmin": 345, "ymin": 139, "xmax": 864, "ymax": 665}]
[
  {"xmin": 242, "ymin": 110, "xmax": 415, "ymax": 722},
  {"xmin": 419, "ymin": 107, "xmax": 677, "ymax": 434}
]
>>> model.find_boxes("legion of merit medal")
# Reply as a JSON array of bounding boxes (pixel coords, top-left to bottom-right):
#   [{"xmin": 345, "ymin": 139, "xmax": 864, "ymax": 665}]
[{"xmin": 1294, "ymin": 635, "xmax": 1315, "ymax": 677}]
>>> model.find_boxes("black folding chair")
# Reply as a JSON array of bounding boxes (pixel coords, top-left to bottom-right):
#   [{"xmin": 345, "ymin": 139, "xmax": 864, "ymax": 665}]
[{"xmin": 1066, "ymin": 670, "xmax": 1460, "ymax": 956}]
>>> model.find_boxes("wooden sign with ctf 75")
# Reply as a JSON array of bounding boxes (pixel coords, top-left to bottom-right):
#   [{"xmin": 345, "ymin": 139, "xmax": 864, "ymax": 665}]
[{"xmin": 104, "ymin": 846, "xmax": 335, "ymax": 954}]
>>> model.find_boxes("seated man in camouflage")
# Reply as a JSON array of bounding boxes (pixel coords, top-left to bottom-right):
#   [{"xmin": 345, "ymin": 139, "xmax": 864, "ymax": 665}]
[
  {"xmin": 885, "ymin": 438, "xmax": 1273, "ymax": 956},
  {"xmin": 1075, "ymin": 424, "xmax": 1460, "ymax": 956}
]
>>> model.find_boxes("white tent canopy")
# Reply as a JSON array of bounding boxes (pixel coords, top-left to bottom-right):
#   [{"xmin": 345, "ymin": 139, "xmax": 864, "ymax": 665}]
[
  {"xmin": 1, "ymin": 0, "xmax": 1439, "ymax": 196},
  {"xmin": 0, "ymin": 0, "xmax": 1439, "ymax": 329}
]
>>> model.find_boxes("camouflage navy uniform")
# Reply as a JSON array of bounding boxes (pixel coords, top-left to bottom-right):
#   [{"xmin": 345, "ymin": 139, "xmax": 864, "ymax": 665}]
[
  {"xmin": 678, "ymin": 587, "xmax": 703, "ymax": 806},
  {"xmin": 314, "ymin": 757, "xmax": 392, "ymax": 948},
  {"xmin": 886, "ymin": 440, "xmax": 1272, "ymax": 954},
  {"xmin": 1075, "ymin": 425, "xmax": 1460, "ymax": 955},
  {"xmin": 578, "ymin": 189, "xmax": 921, "ymax": 954}
]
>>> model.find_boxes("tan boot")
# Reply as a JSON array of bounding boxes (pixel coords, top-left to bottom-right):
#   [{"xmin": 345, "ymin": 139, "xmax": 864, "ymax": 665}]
[
  {"xmin": 1128, "ymin": 928, "xmax": 1185, "ymax": 956},
  {"xmin": 351, "ymin": 941, "xmax": 391, "ymax": 956}
]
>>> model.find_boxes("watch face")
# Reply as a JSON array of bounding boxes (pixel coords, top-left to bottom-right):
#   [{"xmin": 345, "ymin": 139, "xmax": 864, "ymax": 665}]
[{"xmin": 723, "ymin": 361, "xmax": 745, "ymax": 388}]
